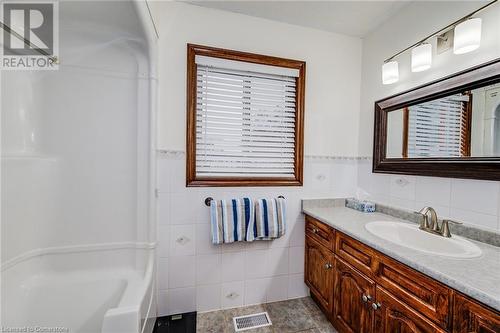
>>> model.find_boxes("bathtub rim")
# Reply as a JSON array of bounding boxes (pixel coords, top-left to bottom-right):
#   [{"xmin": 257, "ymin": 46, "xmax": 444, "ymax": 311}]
[{"xmin": 1, "ymin": 241, "xmax": 156, "ymax": 272}]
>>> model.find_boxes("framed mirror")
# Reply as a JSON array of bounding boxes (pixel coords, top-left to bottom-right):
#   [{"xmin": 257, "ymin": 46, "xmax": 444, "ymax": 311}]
[{"xmin": 373, "ymin": 59, "xmax": 500, "ymax": 181}]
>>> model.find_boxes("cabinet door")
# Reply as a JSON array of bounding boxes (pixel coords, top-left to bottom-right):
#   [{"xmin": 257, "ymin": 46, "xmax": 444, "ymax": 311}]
[
  {"xmin": 333, "ymin": 257, "xmax": 375, "ymax": 333},
  {"xmin": 453, "ymin": 293, "xmax": 500, "ymax": 333},
  {"xmin": 305, "ymin": 235, "xmax": 334, "ymax": 313},
  {"xmin": 374, "ymin": 286, "xmax": 447, "ymax": 333},
  {"xmin": 375, "ymin": 254, "xmax": 452, "ymax": 330}
]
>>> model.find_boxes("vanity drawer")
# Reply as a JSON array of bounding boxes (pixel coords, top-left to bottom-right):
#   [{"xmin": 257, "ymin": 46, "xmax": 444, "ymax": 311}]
[
  {"xmin": 335, "ymin": 232, "xmax": 378, "ymax": 278},
  {"xmin": 375, "ymin": 254, "xmax": 453, "ymax": 330},
  {"xmin": 305, "ymin": 216, "xmax": 335, "ymax": 251}
]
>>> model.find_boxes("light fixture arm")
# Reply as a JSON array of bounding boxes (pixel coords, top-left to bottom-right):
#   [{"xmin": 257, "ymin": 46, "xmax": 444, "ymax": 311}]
[{"xmin": 383, "ymin": 0, "xmax": 497, "ymax": 63}]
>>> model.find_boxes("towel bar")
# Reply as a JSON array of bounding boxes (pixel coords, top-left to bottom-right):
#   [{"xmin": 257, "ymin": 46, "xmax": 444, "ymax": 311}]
[{"xmin": 204, "ymin": 196, "xmax": 285, "ymax": 206}]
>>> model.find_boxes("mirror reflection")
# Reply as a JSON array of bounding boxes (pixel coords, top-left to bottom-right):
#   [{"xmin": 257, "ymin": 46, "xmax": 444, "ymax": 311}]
[{"xmin": 386, "ymin": 83, "xmax": 500, "ymax": 158}]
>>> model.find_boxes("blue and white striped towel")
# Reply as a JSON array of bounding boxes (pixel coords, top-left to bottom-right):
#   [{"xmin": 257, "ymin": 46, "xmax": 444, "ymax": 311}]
[
  {"xmin": 210, "ymin": 198, "xmax": 254, "ymax": 244},
  {"xmin": 252, "ymin": 197, "xmax": 286, "ymax": 241}
]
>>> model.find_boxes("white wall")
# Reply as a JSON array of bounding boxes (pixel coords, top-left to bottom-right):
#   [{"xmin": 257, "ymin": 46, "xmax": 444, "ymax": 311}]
[
  {"xmin": 148, "ymin": 1, "xmax": 362, "ymax": 315},
  {"xmin": 358, "ymin": 1, "xmax": 500, "ymax": 155},
  {"xmin": 357, "ymin": 1, "xmax": 500, "ymax": 232},
  {"xmin": 471, "ymin": 87, "xmax": 487, "ymax": 156},
  {"xmin": 150, "ymin": 1, "xmax": 362, "ymax": 157},
  {"xmin": 150, "ymin": 0, "xmax": 500, "ymax": 316},
  {"xmin": 386, "ymin": 110, "xmax": 403, "ymax": 158},
  {"xmin": 1, "ymin": 1, "xmax": 152, "ymax": 263}
]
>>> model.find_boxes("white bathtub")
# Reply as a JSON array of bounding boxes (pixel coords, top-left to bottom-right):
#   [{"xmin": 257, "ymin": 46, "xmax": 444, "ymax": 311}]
[{"xmin": 1, "ymin": 245, "xmax": 156, "ymax": 333}]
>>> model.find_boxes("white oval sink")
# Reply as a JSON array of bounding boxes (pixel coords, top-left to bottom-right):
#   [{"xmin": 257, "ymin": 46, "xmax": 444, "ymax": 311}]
[{"xmin": 365, "ymin": 221, "xmax": 482, "ymax": 259}]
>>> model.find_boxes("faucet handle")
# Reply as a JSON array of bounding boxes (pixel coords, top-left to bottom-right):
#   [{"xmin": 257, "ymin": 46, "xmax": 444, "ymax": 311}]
[{"xmin": 440, "ymin": 219, "xmax": 462, "ymax": 238}]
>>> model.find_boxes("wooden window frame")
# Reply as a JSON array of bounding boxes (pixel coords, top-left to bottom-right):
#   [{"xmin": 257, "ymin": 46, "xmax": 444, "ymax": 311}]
[
  {"xmin": 401, "ymin": 93, "xmax": 473, "ymax": 158},
  {"xmin": 461, "ymin": 91, "xmax": 473, "ymax": 157},
  {"xmin": 186, "ymin": 44, "xmax": 306, "ymax": 187}
]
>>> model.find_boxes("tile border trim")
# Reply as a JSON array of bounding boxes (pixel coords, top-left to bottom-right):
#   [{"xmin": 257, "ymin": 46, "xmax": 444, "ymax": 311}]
[{"xmin": 157, "ymin": 149, "xmax": 371, "ymax": 160}]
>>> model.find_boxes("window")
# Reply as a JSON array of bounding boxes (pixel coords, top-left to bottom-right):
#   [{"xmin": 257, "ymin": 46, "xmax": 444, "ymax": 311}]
[
  {"xmin": 403, "ymin": 92, "xmax": 472, "ymax": 158},
  {"xmin": 186, "ymin": 44, "xmax": 305, "ymax": 187}
]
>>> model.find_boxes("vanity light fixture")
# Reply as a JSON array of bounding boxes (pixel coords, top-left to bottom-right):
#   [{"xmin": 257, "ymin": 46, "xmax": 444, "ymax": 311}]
[
  {"xmin": 454, "ymin": 18, "xmax": 482, "ymax": 54},
  {"xmin": 380, "ymin": 0, "xmax": 497, "ymax": 84},
  {"xmin": 382, "ymin": 60, "xmax": 399, "ymax": 85},
  {"xmin": 411, "ymin": 43, "xmax": 432, "ymax": 72}
]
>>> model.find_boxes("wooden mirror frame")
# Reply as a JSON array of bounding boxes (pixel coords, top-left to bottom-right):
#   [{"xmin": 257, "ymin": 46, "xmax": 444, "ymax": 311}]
[{"xmin": 373, "ymin": 58, "xmax": 500, "ymax": 181}]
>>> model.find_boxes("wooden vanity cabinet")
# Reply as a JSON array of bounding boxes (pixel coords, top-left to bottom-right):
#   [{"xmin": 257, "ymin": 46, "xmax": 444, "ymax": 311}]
[
  {"xmin": 306, "ymin": 215, "xmax": 335, "ymax": 251},
  {"xmin": 336, "ymin": 231, "xmax": 378, "ymax": 277},
  {"xmin": 374, "ymin": 248, "xmax": 452, "ymax": 329},
  {"xmin": 453, "ymin": 294, "xmax": 500, "ymax": 333},
  {"xmin": 303, "ymin": 214, "xmax": 500, "ymax": 333},
  {"xmin": 374, "ymin": 286, "xmax": 448, "ymax": 333},
  {"xmin": 305, "ymin": 235, "xmax": 335, "ymax": 314},
  {"xmin": 333, "ymin": 258, "xmax": 375, "ymax": 333}
]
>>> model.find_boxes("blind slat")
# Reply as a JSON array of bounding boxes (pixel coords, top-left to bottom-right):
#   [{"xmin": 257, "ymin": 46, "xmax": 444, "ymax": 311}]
[
  {"xmin": 198, "ymin": 108, "xmax": 295, "ymax": 117},
  {"xmin": 197, "ymin": 78, "xmax": 296, "ymax": 94},
  {"xmin": 195, "ymin": 63, "xmax": 297, "ymax": 177},
  {"xmin": 197, "ymin": 88, "xmax": 296, "ymax": 101},
  {"xmin": 408, "ymin": 93, "xmax": 468, "ymax": 158},
  {"xmin": 196, "ymin": 121, "xmax": 295, "ymax": 132},
  {"xmin": 197, "ymin": 67, "xmax": 297, "ymax": 83}
]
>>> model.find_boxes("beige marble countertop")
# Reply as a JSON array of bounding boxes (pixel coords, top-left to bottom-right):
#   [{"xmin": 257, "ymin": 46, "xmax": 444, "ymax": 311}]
[{"xmin": 302, "ymin": 204, "xmax": 500, "ymax": 311}]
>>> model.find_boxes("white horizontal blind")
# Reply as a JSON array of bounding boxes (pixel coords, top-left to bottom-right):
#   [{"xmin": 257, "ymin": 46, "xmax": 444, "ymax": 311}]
[
  {"xmin": 196, "ymin": 63, "xmax": 297, "ymax": 178},
  {"xmin": 408, "ymin": 93, "xmax": 469, "ymax": 158}
]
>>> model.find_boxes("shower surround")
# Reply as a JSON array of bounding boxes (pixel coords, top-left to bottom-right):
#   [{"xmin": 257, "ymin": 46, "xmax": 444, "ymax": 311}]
[{"xmin": 1, "ymin": 1, "xmax": 158, "ymax": 332}]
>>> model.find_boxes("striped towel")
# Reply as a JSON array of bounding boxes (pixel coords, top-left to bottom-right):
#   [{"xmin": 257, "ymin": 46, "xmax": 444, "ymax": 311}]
[
  {"xmin": 252, "ymin": 197, "xmax": 286, "ymax": 241},
  {"xmin": 210, "ymin": 198, "xmax": 254, "ymax": 244}
]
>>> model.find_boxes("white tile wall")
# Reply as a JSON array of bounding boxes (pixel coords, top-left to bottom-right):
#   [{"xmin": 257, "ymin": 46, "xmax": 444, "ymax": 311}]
[
  {"xmin": 158, "ymin": 156, "xmax": 500, "ymax": 316},
  {"xmin": 244, "ymin": 278, "xmax": 269, "ymax": 305},
  {"xmin": 169, "ymin": 225, "xmax": 196, "ymax": 256},
  {"xmin": 158, "ymin": 258, "xmax": 169, "ymax": 291},
  {"xmin": 221, "ymin": 252, "xmax": 245, "ymax": 282},
  {"xmin": 289, "ymin": 246, "xmax": 305, "ymax": 274},
  {"xmin": 288, "ymin": 273, "xmax": 309, "ymax": 298},
  {"xmin": 221, "ymin": 281, "xmax": 244, "ymax": 309},
  {"xmin": 167, "ymin": 287, "xmax": 196, "ymax": 315},
  {"xmin": 196, "ymin": 284, "xmax": 221, "ymax": 312},
  {"xmin": 169, "ymin": 255, "xmax": 195, "ymax": 288},
  {"xmin": 196, "ymin": 254, "xmax": 221, "ymax": 285},
  {"xmin": 266, "ymin": 276, "xmax": 289, "ymax": 302},
  {"xmin": 357, "ymin": 160, "xmax": 500, "ymax": 232},
  {"xmin": 156, "ymin": 155, "xmax": 359, "ymax": 315}
]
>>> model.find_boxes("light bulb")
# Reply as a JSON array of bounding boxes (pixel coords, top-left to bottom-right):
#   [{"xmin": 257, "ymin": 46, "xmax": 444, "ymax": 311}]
[
  {"xmin": 454, "ymin": 18, "xmax": 482, "ymax": 54},
  {"xmin": 411, "ymin": 43, "xmax": 432, "ymax": 72},
  {"xmin": 382, "ymin": 61, "xmax": 399, "ymax": 85}
]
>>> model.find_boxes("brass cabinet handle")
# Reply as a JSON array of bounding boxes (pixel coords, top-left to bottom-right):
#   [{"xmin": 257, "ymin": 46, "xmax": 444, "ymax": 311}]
[
  {"xmin": 312, "ymin": 228, "xmax": 319, "ymax": 234},
  {"xmin": 362, "ymin": 295, "xmax": 372, "ymax": 303},
  {"xmin": 324, "ymin": 263, "xmax": 332, "ymax": 270},
  {"xmin": 372, "ymin": 302, "xmax": 381, "ymax": 310}
]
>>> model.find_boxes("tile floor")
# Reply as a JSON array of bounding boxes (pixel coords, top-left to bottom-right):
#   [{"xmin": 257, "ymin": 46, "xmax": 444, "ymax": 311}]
[{"xmin": 196, "ymin": 297, "xmax": 337, "ymax": 333}]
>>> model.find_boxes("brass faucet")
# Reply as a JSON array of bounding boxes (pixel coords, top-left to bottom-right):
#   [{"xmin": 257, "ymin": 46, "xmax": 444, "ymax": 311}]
[{"xmin": 416, "ymin": 207, "xmax": 462, "ymax": 237}]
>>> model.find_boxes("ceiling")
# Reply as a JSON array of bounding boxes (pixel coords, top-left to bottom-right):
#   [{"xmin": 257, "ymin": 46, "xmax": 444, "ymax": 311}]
[{"xmin": 185, "ymin": 1, "xmax": 412, "ymax": 38}]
